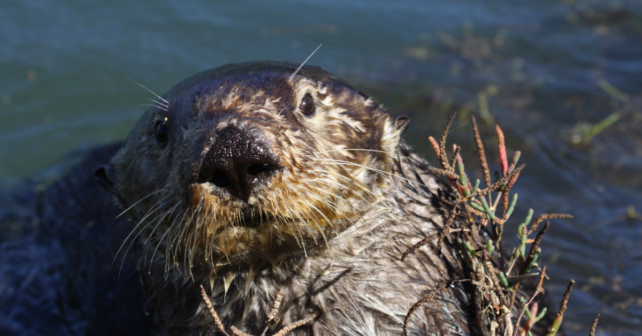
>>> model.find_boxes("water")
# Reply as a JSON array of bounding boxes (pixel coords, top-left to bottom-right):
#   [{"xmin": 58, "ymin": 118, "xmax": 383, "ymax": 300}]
[{"xmin": 1, "ymin": 0, "xmax": 641, "ymax": 334}]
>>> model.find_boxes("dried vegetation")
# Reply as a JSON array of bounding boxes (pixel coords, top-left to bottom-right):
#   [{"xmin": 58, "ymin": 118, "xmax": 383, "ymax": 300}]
[{"xmin": 399, "ymin": 113, "xmax": 601, "ymax": 336}]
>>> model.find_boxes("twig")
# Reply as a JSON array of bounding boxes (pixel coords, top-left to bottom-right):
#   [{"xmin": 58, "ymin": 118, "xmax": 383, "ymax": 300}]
[
  {"xmin": 267, "ymin": 291, "xmax": 284, "ymax": 326},
  {"xmin": 403, "ymin": 282, "xmax": 448, "ymax": 336},
  {"xmin": 272, "ymin": 314, "xmax": 317, "ymax": 336},
  {"xmin": 472, "ymin": 116, "xmax": 492, "ymax": 187},
  {"xmin": 513, "ymin": 267, "xmax": 546, "ymax": 336},
  {"xmin": 205, "ymin": 287, "xmax": 312, "ymax": 336},
  {"xmin": 426, "ymin": 166, "xmax": 460, "ymax": 180},
  {"xmin": 439, "ymin": 112, "xmax": 457, "ymax": 170},
  {"xmin": 589, "ymin": 313, "xmax": 600, "ymax": 336},
  {"xmin": 501, "ymin": 170, "xmax": 520, "ymax": 218},
  {"xmin": 485, "ymin": 261, "xmax": 508, "ymax": 305},
  {"xmin": 476, "ymin": 164, "xmax": 525, "ymax": 198},
  {"xmin": 465, "ymin": 202, "xmax": 486, "ymax": 218},
  {"xmin": 528, "ymin": 214, "xmax": 573, "ymax": 235},
  {"xmin": 547, "ymin": 280, "xmax": 575, "ymax": 336},
  {"xmin": 520, "ymin": 221, "xmax": 550, "ymax": 275},
  {"xmin": 519, "ymin": 303, "xmax": 539, "ymax": 336},
  {"xmin": 559, "ymin": 280, "xmax": 574, "ymax": 316},
  {"xmin": 509, "ymin": 220, "xmax": 548, "ymax": 311},
  {"xmin": 199, "ymin": 285, "xmax": 230, "ymax": 336},
  {"xmin": 230, "ymin": 326, "xmax": 252, "ymax": 336},
  {"xmin": 437, "ymin": 210, "xmax": 460, "ymax": 252},
  {"xmin": 450, "ymin": 144, "xmax": 461, "ymax": 173},
  {"xmin": 401, "ymin": 233, "xmax": 439, "ymax": 262},
  {"xmin": 259, "ymin": 290, "xmax": 285, "ymax": 336}
]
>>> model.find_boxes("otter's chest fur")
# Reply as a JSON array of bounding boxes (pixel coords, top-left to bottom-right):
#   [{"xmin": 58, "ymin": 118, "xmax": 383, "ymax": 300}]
[{"xmin": 140, "ymin": 146, "xmax": 473, "ymax": 336}]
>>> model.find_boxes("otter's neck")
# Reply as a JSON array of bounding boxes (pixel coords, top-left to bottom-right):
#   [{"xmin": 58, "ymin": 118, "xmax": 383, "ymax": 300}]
[{"xmin": 137, "ymin": 143, "xmax": 472, "ymax": 336}]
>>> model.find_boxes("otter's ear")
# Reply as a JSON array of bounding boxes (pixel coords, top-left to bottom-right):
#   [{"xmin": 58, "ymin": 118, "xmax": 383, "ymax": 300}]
[
  {"xmin": 392, "ymin": 113, "xmax": 410, "ymax": 134},
  {"xmin": 95, "ymin": 166, "xmax": 117, "ymax": 193},
  {"xmin": 381, "ymin": 113, "xmax": 410, "ymax": 159}
]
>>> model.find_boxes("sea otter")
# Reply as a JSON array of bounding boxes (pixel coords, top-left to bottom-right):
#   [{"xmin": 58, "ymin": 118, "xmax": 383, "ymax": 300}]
[
  {"xmin": 0, "ymin": 61, "xmax": 550, "ymax": 335},
  {"xmin": 92, "ymin": 61, "xmax": 475, "ymax": 335}
]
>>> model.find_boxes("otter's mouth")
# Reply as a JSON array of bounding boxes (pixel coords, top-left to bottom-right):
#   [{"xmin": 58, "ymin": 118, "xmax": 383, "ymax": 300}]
[{"xmin": 236, "ymin": 207, "xmax": 276, "ymax": 228}]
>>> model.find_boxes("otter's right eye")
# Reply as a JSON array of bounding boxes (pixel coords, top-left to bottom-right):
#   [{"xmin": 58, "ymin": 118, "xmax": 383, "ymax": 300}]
[
  {"xmin": 155, "ymin": 123, "xmax": 169, "ymax": 146},
  {"xmin": 300, "ymin": 94, "xmax": 315, "ymax": 117}
]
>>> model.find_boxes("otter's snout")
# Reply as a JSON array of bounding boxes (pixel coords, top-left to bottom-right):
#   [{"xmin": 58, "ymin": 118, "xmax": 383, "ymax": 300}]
[{"xmin": 197, "ymin": 125, "xmax": 279, "ymax": 202}]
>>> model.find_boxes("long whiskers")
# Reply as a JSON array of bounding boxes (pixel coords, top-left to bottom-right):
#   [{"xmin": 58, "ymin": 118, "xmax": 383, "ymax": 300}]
[
  {"xmin": 116, "ymin": 189, "xmax": 165, "ymax": 218},
  {"xmin": 115, "ymin": 194, "xmax": 171, "ymax": 276},
  {"xmin": 314, "ymin": 158, "xmax": 432, "ymax": 190},
  {"xmin": 313, "ymin": 148, "xmax": 390, "ymax": 155},
  {"xmin": 311, "ymin": 185, "xmax": 365, "ymax": 228},
  {"xmin": 128, "ymin": 155, "xmax": 395, "ymax": 277},
  {"xmin": 138, "ymin": 103, "xmax": 168, "ymax": 112},
  {"xmin": 152, "ymin": 207, "xmax": 189, "ymax": 276},
  {"xmin": 147, "ymin": 97, "xmax": 168, "ymax": 108},
  {"xmin": 311, "ymin": 168, "xmax": 378, "ymax": 200},
  {"xmin": 143, "ymin": 201, "xmax": 182, "ymax": 262},
  {"xmin": 113, "ymin": 193, "xmax": 171, "ymax": 267},
  {"xmin": 127, "ymin": 78, "xmax": 169, "ymax": 105}
]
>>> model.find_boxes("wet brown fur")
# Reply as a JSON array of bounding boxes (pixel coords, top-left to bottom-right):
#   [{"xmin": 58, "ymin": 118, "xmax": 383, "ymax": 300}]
[{"xmin": 102, "ymin": 62, "xmax": 475, "ymax": 335}]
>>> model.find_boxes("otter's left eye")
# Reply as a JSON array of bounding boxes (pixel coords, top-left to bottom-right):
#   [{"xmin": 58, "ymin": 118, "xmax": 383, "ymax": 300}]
[
  {"xmin": 155, "ymin": 123, "xmax": 169, "ymax": 146},
  {"xmin": 300, "ymin": 94, "xmax": 315, "ymax": 117}
]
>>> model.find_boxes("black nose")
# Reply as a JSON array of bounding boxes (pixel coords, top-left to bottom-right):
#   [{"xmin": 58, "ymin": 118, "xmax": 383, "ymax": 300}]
[{"xmin": 197, "ymin": 125, "xmax": 279, "ymax": 202}]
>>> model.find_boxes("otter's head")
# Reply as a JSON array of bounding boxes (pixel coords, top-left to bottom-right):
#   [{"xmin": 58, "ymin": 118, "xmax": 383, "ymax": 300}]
[{"xmin": 96, "ymin": 61, "xmax": 409, "ymax": 273}]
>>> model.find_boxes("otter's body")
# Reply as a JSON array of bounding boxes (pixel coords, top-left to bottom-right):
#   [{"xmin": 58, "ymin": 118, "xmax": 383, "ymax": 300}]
[
  {"xmin": 1, "ymin": 62, "xmax": 550, "ymax": 335},
  {"xmin": 92, "ymin": 61, "xmax": 475, "ymax": 335},
  {"xmin": 139, "ymin": 143, "xmax": 473, "ymax": 336}
]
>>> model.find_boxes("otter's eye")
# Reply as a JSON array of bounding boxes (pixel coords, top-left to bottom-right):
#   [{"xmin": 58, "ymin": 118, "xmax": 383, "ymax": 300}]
[
  {"xmin": 300, "ymin": 94, "xmax": 315, "ymax": 117},
  {"xmin": 155, "ymin": 123, "xmax": 169, "ymax": 146}
]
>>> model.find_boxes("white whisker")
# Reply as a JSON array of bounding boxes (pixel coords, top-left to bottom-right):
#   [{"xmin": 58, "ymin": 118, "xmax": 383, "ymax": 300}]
[
  {"xmin": 312, "ymin": 168, "xmax": 377, "ymax": 199},
  {"xmin": 127, "ymin": 78, "xmax": 169, "ymax": 104},
  {"xmin": 314, "ymin": 148, "xmax": 389, "ymax": 155},
  {"xmin": 113, "ymin": 194, "xmax": 171, "ymax": 267},
  {"xmin": 116, "ymin": 195, "xmax": 171, "ymax": 277},
  {"xmin": 289, "ymin": 44, "xmax": 322, "ymax": 81},
  {"xmin": 138, "ymin": 103, "xmax": 168, "ymax": 111},
  {"xmin": 116, "ymin": 189, "xmax": 165, "ymax": 218},
  {"xmin": 148, "ymin": 97, "xmax": 168, "ymax": 108},
  {"xmin": 153, "ymin": 207, "xmax": 189, "ymax": 275},
  {"xmin": 144, "ymin": 201, "xmax": 182, "ymax": 260},
  {"xmin": 314, "ymin": 158, "xmax": 431, "ymax": 190}
]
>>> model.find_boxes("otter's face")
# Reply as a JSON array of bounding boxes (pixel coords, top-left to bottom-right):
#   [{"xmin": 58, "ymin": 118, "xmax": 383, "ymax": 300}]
[{"xmin": 96, "ymin": 62, "xmax": 408, "ymax": 272}]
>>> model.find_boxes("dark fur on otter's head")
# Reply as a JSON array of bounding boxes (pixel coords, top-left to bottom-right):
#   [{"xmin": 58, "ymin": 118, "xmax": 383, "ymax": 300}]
[{"xmin": 97, "ymin": 61, "xmax": 409, "ymax": 273}]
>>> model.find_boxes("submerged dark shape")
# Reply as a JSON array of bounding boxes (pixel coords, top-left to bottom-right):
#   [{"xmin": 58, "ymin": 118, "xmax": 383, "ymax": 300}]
[
  {"xmin": 0, "ymin": 144, "xmax": 147, "ymax": 336},
  {"xmin": 0, "ymin": 61, "xmax": 552, "ymax": 335}
]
